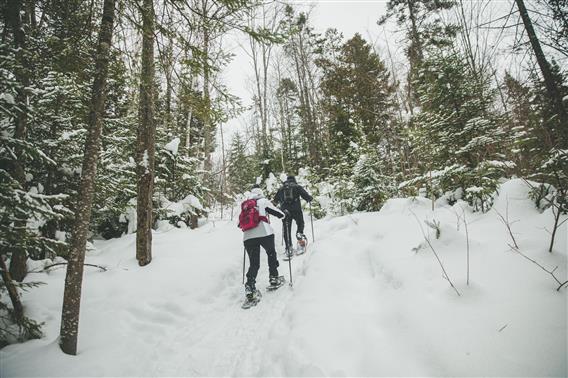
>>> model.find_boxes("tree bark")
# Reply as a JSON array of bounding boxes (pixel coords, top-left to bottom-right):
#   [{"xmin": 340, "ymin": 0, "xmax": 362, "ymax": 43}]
[
  {"xmin": 515, "ymin": 0, "xmax": 567, "ymax": 133},
  {"xmin": 0, "ymin": 255, "xmax": 24, "ymax": 325},
  {"xmin": 136, "ymin": 0, "xmax": 155, "ymax": 267},
  {"xmin": 406, "ymin": 0, "xmax": 422, "ymax": 113},
  {"xmin": 7, "ymin": 0, "xmax": 29, "ymax": 282},
  {"xmin": 59, "ymin": 0, "xmax": 116, "ymax": 356},
  {"xmin": 202, "ymin": 9, "xmax": 213, "ymax": 172}
]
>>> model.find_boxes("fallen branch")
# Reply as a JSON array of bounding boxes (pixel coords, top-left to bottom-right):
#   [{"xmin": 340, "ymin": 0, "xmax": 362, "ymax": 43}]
[
  {"xmin": 507, "ymin": 244, "xmax": 568, "ymax": 291},
  {"xmin": 29, "ymin": 262, "xmax": 107, "ymax": 273}
]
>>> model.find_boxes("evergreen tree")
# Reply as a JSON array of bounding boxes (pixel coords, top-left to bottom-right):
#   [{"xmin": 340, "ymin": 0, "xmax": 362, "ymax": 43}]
[
  {"xmin": 319, "ymin": 34, "xmax": 397, "ymax": 166},
  {"xmin": 352, "ymin": 148, "xmax": 397, "ymax": 211},
  {"xmin": 228, "ymin": 133, "xmax": 258, "ymax": 193},
  {"xmin": 408, "ymin": 50, "xmax": 508, "ymax": 211},
  {"xmin": 378, "ymin": 0, "xmax": 456, "ymax": 110}
]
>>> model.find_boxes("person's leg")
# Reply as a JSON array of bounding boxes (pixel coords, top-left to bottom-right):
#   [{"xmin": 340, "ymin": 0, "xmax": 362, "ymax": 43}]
[
  {"xmin": 284, "ymin": 216, "xmax": 293, "ymax": 251},
  {"xmin": 293, "ymin": 211, "xmax": 305, "ymax": 237},
  {"xmin": 244, "ymin": 239, "xmax": 261, "ymax": 289},
  {"xmin": 259, "ymin": 234, "xmax": 279, "ymax": 277}
]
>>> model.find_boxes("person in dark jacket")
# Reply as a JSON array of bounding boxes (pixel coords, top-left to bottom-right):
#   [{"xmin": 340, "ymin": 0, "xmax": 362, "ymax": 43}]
[{"xmin": 274, "ymin": 175, "xmax": 313, "ymax": 255}]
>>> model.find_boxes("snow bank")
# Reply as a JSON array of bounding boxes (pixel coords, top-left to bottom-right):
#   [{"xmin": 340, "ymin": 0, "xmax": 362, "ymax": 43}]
[{"xmin": 2, "ymin": 179, "xmax": 566, "ymax": 377}]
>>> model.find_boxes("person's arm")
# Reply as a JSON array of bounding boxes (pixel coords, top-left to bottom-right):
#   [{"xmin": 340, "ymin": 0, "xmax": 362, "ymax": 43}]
[
  {"xmin": 266, "ymin": 207, "xmax": 284, "ymax": 219},
  {"xmin": 261, "ymin": 198, "xmax": 285, "ymax": 218},
  {"xmin": 273, "ymin": 189, "xmax": 282, "ymax": 207},
  {"xmin": 298, "ymin": 185, "xmax": 313, "ymax": 202}
]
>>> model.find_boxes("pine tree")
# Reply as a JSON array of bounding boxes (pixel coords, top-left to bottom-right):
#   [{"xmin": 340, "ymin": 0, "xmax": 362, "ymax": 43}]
[
  {"xmin": 352, "ymin": 148, "xmax": 396, "ymax": 211},
  {"xmin": 378, "ymin": 0, "xmax": 456, "ymax": 110},
  {"xmin": 408, "ymin": 50, "xmax": 508, "ymax": 211},
  {"xmin": 228, "ymin": 133, "xmax": 258, "ymax": 194},
  {"xmin": 319, "ymin": 34, "xmax": 398, "ymax": 167}
]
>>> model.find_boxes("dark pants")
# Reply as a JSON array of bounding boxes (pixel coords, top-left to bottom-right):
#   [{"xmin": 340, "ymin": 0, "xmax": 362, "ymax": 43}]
[
  {"xmin": 244, "ymin": 234, "xmax": 279, "ymax": 288},
  {"xmin": 283, "ymin": 210, "xmax": 305, "ymax": 250}
]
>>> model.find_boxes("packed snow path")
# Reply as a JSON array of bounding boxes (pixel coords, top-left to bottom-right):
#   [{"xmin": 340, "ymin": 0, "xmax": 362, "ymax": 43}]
[{"xmin": 1, "ymin": 180, "xmax": 566, "ymax": 376}]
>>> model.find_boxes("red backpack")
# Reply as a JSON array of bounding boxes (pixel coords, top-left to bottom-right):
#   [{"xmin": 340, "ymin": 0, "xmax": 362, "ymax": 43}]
[{"xmin": 238, "ymin": 199, "xmax": 268, "ymax": 231}]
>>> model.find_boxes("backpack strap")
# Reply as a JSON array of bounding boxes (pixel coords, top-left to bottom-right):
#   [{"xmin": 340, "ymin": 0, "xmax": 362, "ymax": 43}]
[{"xmin": 254, "ymin": 198, "xmax": 269, "ymax": 224}]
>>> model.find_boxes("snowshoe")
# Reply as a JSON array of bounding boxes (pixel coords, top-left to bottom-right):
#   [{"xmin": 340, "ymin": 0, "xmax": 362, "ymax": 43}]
[
  {"xmin": 241, "ymin": 289, "xmax": 261, "ymax": 309},
  {"xmin": 266, "ymin": 276, "xmax": 286, "ymax": 291},
  {"xmin": 295, "ymin": 235, "xmax": 308, "ymax": 255},
  {"xmin": 282, "ymin": 248, "xmax": 294, "ymax": 261}
]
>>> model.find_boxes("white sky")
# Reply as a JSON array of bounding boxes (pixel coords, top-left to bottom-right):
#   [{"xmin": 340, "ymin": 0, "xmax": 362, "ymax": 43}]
[
  {"xmin": 216, "ymin": 0, "xmax": 534, "ymax": 159},
  {"xmin": 218, "ymin": 0, "xmax": 391, "ymax": 152}
]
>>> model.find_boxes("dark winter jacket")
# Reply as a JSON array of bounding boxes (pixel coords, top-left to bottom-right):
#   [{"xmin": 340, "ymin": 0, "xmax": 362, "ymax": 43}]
[{"xmin": 274, "ymin": 177, "xmax": 313, "ymax": 213}]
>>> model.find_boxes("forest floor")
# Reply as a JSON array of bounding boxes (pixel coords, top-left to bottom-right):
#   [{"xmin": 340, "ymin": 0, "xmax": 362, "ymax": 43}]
[{"xmin": 1, "ymin": 179, "xmax": 566, "ymax": 377}]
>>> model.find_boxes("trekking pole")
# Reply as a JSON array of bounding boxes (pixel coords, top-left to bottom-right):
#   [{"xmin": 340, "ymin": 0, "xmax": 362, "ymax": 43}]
[
  {"xmin": 242, "ymin": 247, "xmax": 246, "ymax": 285},
  {"xmin": 309, "ymin": 202, "xmax": 315, "ymax": 242},
  {"xmin": 284, "ymin": 217, "xmax": 293, "ymax": 286}
]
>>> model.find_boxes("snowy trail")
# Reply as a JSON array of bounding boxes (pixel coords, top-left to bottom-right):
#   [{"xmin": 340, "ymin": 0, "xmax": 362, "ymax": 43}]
[
  {"xmin": 147, "ymin": 222, "xmax": 318, "ymax": 376},
  {"xmin": 1, "ymin": 180, "xmax": 566, "ymax": 377},
  {"xmin": 259, "ymin": 214, "xmax": 436, "ymax": 376}
]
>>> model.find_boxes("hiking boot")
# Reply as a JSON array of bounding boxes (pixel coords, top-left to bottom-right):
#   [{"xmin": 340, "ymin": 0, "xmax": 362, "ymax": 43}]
[
  {"xmin": 296, "ymin": 232, "xmax": 306, "ymax": 240},
  {"xmin": 245, "ymin": 283, "xmax": 256, "ymax": 299},
  {"xmin": 269, "ymin": 276, "xmax": 280, "ymax": 286}
]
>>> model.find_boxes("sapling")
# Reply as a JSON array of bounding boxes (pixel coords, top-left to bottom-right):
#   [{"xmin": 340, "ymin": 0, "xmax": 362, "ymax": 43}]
[
  {"xmin": 462, "ymin": 208, "xmax": 470, "ymax": 285},
  {"xmin": 445, "ymin": 207, "xmax": 471, "ymax": 285},
  {"xmin": 493, "ymin": 198, "xmax": 519, "ymax": 249},
  {"xmin": 424, "ymin": 218, "xmax": 441, "ymax": 239},
  {"xmin": 523, "ymin": 178, "xmax": 567, "ymax": 253},
  {"xmin": 410, "ymin": 210, "xmax": 461, "ymax": 296},
  {"xmin": 495, "ymin": 198, "xmax": 567, "ymax": 291},
  {"xmin": 507, "ymin": 244, "xmax": 568, "ymax": 291},
  {"xmin": 547, "ymin": 187, "xmax": 567, "ymax": 253}
]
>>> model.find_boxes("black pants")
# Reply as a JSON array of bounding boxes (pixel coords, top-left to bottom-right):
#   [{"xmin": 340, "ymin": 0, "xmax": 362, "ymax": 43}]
[
  {"xmin": 244, "ymin": 234, "xmax": 279, "ymax": 288},
  {"xmin": 283, "ymin": 210, "xmax": 305, "ymax": 249}
]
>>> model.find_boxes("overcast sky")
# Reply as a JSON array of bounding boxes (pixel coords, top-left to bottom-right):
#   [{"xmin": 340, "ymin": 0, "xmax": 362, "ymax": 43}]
[
  {"xmin": 224, "ymin": 1, "xmax": 391, "ymax": 98},
  {"xmin": 216, "ymin": 0, "xmax": 525, "ymax": 157},
  {"xmin": 219, "ymin": 0, "xmax": 394, "ymax": 149}
]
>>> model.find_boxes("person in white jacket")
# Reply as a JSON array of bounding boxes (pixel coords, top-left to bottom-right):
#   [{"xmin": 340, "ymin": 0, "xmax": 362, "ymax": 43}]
[{"xmin": 239, "ymin": 187, "xmax": 285, "ymax": 298}]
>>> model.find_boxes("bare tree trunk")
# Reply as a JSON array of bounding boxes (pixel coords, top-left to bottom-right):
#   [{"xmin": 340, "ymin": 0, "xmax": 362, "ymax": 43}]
[
  {"xmin": 0, "ymin": 255, "xmax": 24, "ymax": 325},
  {"xmin": 136, "ymin": 0, "xmax": 156, "ymax": 267},
  {"xmin": 7, "ymin": 0, "xmax": 29, "ymax": 282},
  {"xmin": 220, "ymin": 121, "xmax": 227, "ymax": 219},
  {"xmin": 406, "ymin": 0, "xmax": 422, "ymax": 113},
  {"xmin": 59, "ymin": 0, "xmax": 116, "ymax": 356},
  {"xmin": 184, "ymin": 66, "xmax": 195, "ymax": 153},
  {"xmin": 164, "ymin": 41, "xmax": 173, "ymax": 130},
  {"xmin": 515, "ymin": 0, "xmax": 567, "ymax": 131},
  {"xmin": 201, "ymin": 0, "xmax": 213, "ymax": 171}
]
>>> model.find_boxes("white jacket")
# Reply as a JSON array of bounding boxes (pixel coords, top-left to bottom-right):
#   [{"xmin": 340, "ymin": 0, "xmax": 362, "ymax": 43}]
[{"xmin": 242, "ymin": 188, "xmax": 284, "ymax": 241}]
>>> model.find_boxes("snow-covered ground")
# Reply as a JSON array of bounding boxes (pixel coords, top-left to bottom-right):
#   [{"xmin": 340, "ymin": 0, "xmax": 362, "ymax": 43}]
[{"xmin": 1, "ymin": 179, "xmax": 566, "ymax": 376}]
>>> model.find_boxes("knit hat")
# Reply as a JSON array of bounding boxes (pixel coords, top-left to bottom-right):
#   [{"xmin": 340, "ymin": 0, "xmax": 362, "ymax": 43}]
[{"xmin": 250, "ymin": 187, "xmax": 264, "ymax": 199}]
